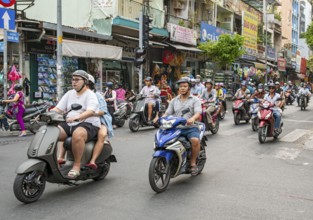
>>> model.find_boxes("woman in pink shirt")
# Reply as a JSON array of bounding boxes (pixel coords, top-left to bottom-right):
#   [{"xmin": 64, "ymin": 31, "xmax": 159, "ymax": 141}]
[{"xmin": 115, "ymin": 84, "xmax": 126, "ymax": 104}]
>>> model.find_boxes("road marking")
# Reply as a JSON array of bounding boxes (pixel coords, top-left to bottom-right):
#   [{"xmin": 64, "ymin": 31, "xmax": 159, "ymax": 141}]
[
  {"xmin": 283, "ymin": 119, "xmax": 313, "ymax": 123},
  {"xmin": 274, "ymin": 147, "xmax": 301, "ymax": 160},
  {"xmin": 303, "ymin": 133, "xmax": 313, "ymax": 150},
  {"xmin": 280, "ymin": 129, "xmax": 311, "ymax": 143}
]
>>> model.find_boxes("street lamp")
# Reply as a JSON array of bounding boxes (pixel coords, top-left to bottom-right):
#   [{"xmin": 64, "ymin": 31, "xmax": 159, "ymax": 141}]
[{"xmin": 264, "ymin": 0, "xmax": 275, "ymax": 83}]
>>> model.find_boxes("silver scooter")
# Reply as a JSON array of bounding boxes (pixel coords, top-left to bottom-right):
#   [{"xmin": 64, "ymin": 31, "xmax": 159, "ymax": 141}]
[{"xmin": 13, "ymin": 104, "xmax": 117, "ymax": 204}]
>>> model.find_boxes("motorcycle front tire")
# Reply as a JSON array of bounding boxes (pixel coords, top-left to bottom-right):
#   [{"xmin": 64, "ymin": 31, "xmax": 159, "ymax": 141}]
[{"xmin": 129, "ymin": 116, "xmax": 140, "ymax": 132}]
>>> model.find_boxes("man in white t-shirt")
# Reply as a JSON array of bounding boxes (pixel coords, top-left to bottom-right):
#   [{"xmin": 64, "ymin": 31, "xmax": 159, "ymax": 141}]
[{"xmin": 51, "ymin": 70, "xmax": 100, "ymax": 179}]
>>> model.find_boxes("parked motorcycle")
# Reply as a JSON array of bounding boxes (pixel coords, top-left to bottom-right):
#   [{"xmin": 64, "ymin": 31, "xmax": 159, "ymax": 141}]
[
  {"xmin": 128, "ymin": 95, "xmax": 164, "ymax": 132},
  {"xmin": 257, "ymin": 101, "xmax": 283, "ymax": 144},
  {"xmin": 2, "ymin": 101, "xmax": 49, "ymax": 134},
  {"xmin": 232, "ymin": 97, "xmax": 250, "ymax": 125},
  {"xmin": 114, "ymin": 101, "xmax": 133, "ymax": 127},
  {"xmin": 13, "ymin": 104, "xmax": 117, "ymax": 203},
  {"xmin": 200, "ymin": 99, "xmax": 219, "ymax": 134},
  {"xmin": 249, "ymin": 98, "xmax": 260, "ymax": 131},
  {"xmin": 149, "ymin": 109, "xmax": 207, "ymax": 193}
]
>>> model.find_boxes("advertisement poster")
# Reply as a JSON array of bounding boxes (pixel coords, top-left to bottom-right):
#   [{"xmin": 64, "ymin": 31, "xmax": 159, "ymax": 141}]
[
  {"xmin": 167, "ymin": 23, "xmax": 197, "ymax": 46},
  {"xmin": 170, "ymin": 0, "xmax": 189, "ymax": 20},
  {"xmin": 200, "ymin": 22, "xmax": 232, "ymax": 42},
  {"xmin": 242, "ymin": 11, "xmax": 258, "ymax": 55}
]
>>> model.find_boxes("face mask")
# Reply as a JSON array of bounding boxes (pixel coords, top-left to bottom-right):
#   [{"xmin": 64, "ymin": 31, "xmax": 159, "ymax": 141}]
[{"xmin": 258, "ymin": 89, "xmax": 263, "ymax": 92}]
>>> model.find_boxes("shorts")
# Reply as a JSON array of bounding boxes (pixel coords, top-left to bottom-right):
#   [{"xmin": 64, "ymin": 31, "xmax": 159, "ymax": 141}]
[
  {"xmin": 180, "ymin": 127, "xmax": 200, "ymax": 140},
  {"xmin": 59, "ymin": 122, "xmax": 99, "ymax": 142}
]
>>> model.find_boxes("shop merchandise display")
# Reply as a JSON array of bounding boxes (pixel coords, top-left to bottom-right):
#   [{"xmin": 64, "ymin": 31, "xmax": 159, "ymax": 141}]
[{"xmin": 62, "ymin": 57, "xmax": 79, "ymax": 93}]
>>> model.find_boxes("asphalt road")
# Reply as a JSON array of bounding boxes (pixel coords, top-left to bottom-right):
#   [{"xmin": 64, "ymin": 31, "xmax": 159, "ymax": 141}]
[{"xmin": 1, "ymin": 102, "xmax": 313, "ymax": 220}]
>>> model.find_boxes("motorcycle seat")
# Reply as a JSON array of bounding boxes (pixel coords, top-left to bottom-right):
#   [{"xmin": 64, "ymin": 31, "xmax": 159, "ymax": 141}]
[
  {"xmin": 64, "ymin": 136, "xmax": 97, "ymax": 151},
  {"xmin": 23, "ymin": 107, "xmax": 39, "ymax": 116}
]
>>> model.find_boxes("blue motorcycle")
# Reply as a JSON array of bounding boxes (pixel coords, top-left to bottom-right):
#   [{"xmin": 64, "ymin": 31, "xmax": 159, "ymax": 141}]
[{"xmin": 148, "ymin": 109, "xmax": 207, "ymax": 193}]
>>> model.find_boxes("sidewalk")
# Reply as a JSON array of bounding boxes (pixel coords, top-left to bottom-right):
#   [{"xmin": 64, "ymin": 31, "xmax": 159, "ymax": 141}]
[{"xmin": 0, "ymin": 130, "xmax": 33, "ymax": 137}]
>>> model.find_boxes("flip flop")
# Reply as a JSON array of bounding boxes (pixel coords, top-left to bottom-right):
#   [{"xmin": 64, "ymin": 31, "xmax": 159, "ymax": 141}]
[
  {"xmin": 57, "ymin": 159, "xmax": 66, "ymax": 165},
  {"xmin": 67, "ymin": 169, "xmax": 80, "ymax": 179},
  {"xmin": 190, "ymin": 166, "xmax": 199, "ymax": 176},
  {"xmin": 84, "ymin": 163, "xmax": 98, "ymax": 170}
]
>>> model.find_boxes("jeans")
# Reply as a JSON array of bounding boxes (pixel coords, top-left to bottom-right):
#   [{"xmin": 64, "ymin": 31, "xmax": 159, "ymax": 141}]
[
  {"xmin": 0, "ymin": 117, "xmax": 9, "ymax": 130},
  {"xmin": 273, "ymin": 109, "xmax": 281, "ymax": 129}
]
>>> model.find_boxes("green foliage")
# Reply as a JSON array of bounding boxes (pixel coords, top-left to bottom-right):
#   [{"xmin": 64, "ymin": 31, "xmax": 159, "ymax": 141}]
[
  {"xmin": 307, "ymin": 56, "xmax": 313, "ymax": 72},
  {"xmin": 305, "ymin": 22, "xmax": 313, "ymax": 50},
  {"xmin": 274, "ymin": 12, "xmax": 281, "ymax": 21},
  {"xmin": 178, "ymin": 20, "xmax": 185, "ymax": 27},
  {"xmin": 198, "ymin": 34, "xmax": 245, "ymax": 68}
]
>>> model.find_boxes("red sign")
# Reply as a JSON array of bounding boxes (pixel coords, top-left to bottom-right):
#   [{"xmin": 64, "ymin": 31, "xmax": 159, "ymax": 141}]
[
  {"xmin": 300, "ymin": 57, "xmax": 307, "ymax": 74},
  {"xmin": 277, "ymin": 58, "xmax": 286, "ymax": 71},
  {"xmin": 0, "ymin": 0, "xmax": 16, "ymax": 7}
]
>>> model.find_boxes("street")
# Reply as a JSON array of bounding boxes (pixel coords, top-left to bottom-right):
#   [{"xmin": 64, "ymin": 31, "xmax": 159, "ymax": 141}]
[{"xmin": 1, "ymin": 102, "xmax": 313, "ymax": 220}]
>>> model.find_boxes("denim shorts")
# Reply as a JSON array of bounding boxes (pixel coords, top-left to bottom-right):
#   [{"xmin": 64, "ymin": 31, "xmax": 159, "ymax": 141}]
[{"xmin": 180, "ymin": 127, "xmax": 200, "ymax": 140}]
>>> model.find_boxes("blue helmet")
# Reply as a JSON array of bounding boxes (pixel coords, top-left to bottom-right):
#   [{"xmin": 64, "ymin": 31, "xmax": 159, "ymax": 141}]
[{"xmin": 106, "ymin": 82, "xmax": 113, "ymax": 88}]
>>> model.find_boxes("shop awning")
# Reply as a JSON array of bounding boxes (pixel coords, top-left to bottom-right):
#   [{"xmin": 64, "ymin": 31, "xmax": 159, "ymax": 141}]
[
  {"xmin": 253, "ymin": 62, "xmax": 266, "ymax": 69},
  {"xmin": 114, "ymin": 34, "xmax": 168, "ymax": 47},
  {"xmin": 256, "ymin": 59, "xmax": 277, "ymax": 68},
  {"xmin": 167, "ymin": 43, "xmax": 202, "ymax": 52},
  {"xmin": 62, "ymin": 39, "xmax": 122, "ymax": 60}
]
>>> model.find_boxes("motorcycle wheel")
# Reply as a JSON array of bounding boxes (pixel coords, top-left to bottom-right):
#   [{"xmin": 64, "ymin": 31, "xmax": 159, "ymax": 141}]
[
  {"xmin": 211, "ymin": 118, "xmax": 219, "ymax": 134},
  {"xmin": 93, "ymin": 161, "xmax": 110, "ymax": 181},
  {"xmin": 149, "ymin": 157, "xmax": 171, "ymax": 193},
  {"xmin": 258, "ymin": 126, "xmax": 267, "ymax": 144},
  {"xmin": 196, "ymin": 143, "xmax": 207, "ymax": 175},
  {"xmin": 13, "ymin": 171, "xmax": 46, "ymax": 204},
  {"xmin": 29, "ymin": 121, "xmax": 46, "ymax": 134},
  {"xmin": 129, "ymin": 116, "xmax": 140, "ymax": 132},
  {"xmin": 116, "ymin": 119, "xmax": 125, "ymax": 128},
  {"xmin": 234, "ymin": 112, "xmax": 240, "ymax": 125},
  {"xmin": 252, "ymin": 118, "xmax": 258, "ymax": 131}
]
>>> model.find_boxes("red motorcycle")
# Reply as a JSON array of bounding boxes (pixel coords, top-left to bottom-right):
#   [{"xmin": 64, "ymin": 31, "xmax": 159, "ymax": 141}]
[
  {"xmin": 258, "ymin": 101, "xmax": 283, "ymax": 144},
  {"xmin": 232, "ymin": 97, "xmax": 250, "ymax": 125},
  {"xmin": 200, "ymin": 99, "xmax": 219, "ymax": 134}
]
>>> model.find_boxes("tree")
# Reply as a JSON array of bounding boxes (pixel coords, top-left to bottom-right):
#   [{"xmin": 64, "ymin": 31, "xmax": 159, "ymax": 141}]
[
  {"xmin": 304, "ymin": 22, "xmax": 313, "ymax": 50},
  {"xmin": 307, "ymin": 56, "xmax": 313, "ymax": 72},
  {"xmin": 198, "ymin": 34, "xmax": 245, "ymax": 69}
]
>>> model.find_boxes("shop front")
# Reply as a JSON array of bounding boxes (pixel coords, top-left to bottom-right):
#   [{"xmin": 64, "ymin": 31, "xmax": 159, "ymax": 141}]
[{"xmin": 27, "ymin": 39, "xmax": 122, "ymax": 104}]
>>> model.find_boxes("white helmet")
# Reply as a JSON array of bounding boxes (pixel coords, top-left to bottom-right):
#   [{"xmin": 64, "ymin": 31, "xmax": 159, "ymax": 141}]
[{"xmin": 87, "ymin": 74, "xmax": 95, "ymax": 85}]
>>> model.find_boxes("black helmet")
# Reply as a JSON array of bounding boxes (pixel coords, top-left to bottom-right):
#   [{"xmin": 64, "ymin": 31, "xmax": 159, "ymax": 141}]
[
  {"xmin": 14, "ymin": 84, "xmax": 23, "ymax": 91},
  {"xmin": 204, "ymin": 79, "xmax": 213, "ymax": 85},
  {"xmin": 106, "ymin": 82, "xmax": 113, "ymax": 88},
  {"xmin": 118, "ymin": 83, "xmax": 123, "ymax": 88},
  {"xmin": 72, "ymin": 70, "xmax": 89, "ymax": 81},
  {"xmin": 176, "ymin": 77, "xmax": 191, "ymax": 87}
]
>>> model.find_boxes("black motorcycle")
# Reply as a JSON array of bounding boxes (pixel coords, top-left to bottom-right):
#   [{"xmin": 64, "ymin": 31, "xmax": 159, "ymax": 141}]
[
  {"xmin": 114, "ymin": 101, "xmax": 133, "ymax": 128},
  {"xmin": 299, "ymin": 94, "xmax": 308, "ymax": 110},
  {"xmin": 128, "ymin": 95, "xmax": 164, "ymax": 132},
  {"xmin": 2, "ymin": 101, "xmax": 49, "ymax": 134}
]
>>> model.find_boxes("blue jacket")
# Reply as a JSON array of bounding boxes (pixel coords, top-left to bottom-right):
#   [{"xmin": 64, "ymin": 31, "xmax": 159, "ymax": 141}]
[{"xmin": 96, "ymin": 92, "xmax": 114, "ymax": 138}]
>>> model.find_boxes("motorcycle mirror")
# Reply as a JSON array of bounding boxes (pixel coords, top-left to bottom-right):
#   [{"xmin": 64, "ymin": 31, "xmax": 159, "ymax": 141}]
[{"xmin": 71, "ymin": 104, "xmax": 82, "ymax": 111}]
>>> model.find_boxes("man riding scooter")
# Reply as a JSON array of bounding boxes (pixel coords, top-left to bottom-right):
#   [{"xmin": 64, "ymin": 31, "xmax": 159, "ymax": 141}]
[
  {"xmin": 51, "ymin": 70, "xmax": 101, "ymax": 179},
  {"xmin": 262, "ymin": 83, "xmax": 283, "ymax": 134},
  {"xmin": 139, "ymin": 77, "xmax": 160, "ymax": 124},
  {"xmin": 201, "ymin": 79, "xmax": 217, "ymax": 128},
  {"xmin": 163, "ymin": 78, "xmax": 202, "ymax": 175}
]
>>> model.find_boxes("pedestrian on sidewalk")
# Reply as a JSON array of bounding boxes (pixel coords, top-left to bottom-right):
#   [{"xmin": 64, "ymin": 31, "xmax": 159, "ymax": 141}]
[{"xmin": 1, "ymin": 85, "xmax": 26, "ymax": 136}]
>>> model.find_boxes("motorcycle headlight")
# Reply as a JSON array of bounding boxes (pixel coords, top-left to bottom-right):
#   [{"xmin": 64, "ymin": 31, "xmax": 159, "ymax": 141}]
[
  {"xmin": 265, "ymin": 112, "xmax": 271, "ymax": 119},
  {"xmin": 257, "ymin": 111, "xmax": 261, "ymax": 119},
  {"xmin": 160, "ymin": 119, "xmax": 176, "ymax": 129}
]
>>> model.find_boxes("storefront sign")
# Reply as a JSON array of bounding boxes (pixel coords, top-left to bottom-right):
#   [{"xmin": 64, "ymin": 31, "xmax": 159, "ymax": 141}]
[
  {"xmin": 295, "ymin": 55, "xmax": 301, "ymax": 73},
  {"xmin": 200, "ymin": 22, "xmax": 232, "ymax": 42},
  {"xmin": 267, "ymin": 46, "xmax": 276, "ymax": 61},
  {"xmin": 277, "ymin": 58, "xmax": 286, "ymax": 71},
  {"xmin": 26, "ymin": 39, "xmax": 55, "ymax": 54},
  {"xmin": 242, "ymin": 11, "xmax": 258, "ymax": 56},
  {"xmin": 300, "ymin": 57, "xmax": 307, "ymax": 74},
  {"xmin": 167, "ymin": 23, "xmax": 197, "ymax": 46}
]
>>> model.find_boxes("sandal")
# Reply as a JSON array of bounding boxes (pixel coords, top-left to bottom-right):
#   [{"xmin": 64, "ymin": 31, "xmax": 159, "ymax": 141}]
[
  {"xmin": 67, "ymin": 169, "xmax": 80, "ymax": 179},
  {"xmin": 84, "ymin": 163, "xmax": 98, "ymax": 170},
  {"xmin": 190, "ymin": 165, "xmax": 199, "ymax": 176},
  {"xmin": 57, "ymin": 159, "xmax": 66, "ymax": 165}
]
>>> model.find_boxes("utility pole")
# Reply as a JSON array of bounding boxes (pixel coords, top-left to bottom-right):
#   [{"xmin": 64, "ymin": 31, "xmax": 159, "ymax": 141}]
[
  {"xmin": 56, "ymin": 0, "xmax": 63, "ymax": 100},
  {"xmin": 138, "ymin": 11, "xmax": 144, "ymax": 91},
  {"xmin": 264, "ymin": 0, "xmax": 268, "ymax": 84},
  {"xmin": 3, "ymin": 29, "xmax": 8, "ymax": 99}
]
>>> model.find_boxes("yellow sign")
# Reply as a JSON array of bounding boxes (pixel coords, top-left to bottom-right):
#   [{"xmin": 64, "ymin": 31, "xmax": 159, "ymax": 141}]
[{"xmin": 242, "ymin": 11, "xmax": 258, "ymax": 55}]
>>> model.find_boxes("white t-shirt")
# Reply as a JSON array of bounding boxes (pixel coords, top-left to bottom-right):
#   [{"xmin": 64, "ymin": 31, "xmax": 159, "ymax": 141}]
[
  {"xmin": 56, "ymin": 89, "xmax": 101, "ymax": 127},
  {"xmin": 264, "ymin": 93, "xmax": 281, "ymax": 110},
  {"xmin": 140, "ymin": 85, "xmax": 160, "ymax": 103}
]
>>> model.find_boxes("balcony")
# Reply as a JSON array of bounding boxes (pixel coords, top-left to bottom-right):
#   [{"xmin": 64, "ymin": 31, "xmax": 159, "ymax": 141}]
[
  {"xmin": 117, "ymin": 0, "xmax": 165, "ymax": 28},
  {"xmin": 300, "ymin": 1, "xmax": 305, "ymax": 9}
]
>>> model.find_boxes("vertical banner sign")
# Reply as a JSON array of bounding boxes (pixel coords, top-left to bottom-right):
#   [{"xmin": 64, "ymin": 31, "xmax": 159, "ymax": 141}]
[{"xmin": 242, "ymin": 11, "xmax": 258, "ymax": 56}]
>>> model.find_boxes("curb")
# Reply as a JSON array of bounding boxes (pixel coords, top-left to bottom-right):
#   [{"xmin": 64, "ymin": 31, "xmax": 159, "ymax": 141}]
[{"xmin": 0, "ymin": 131, "xmax": 33, "ymax": 137}]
